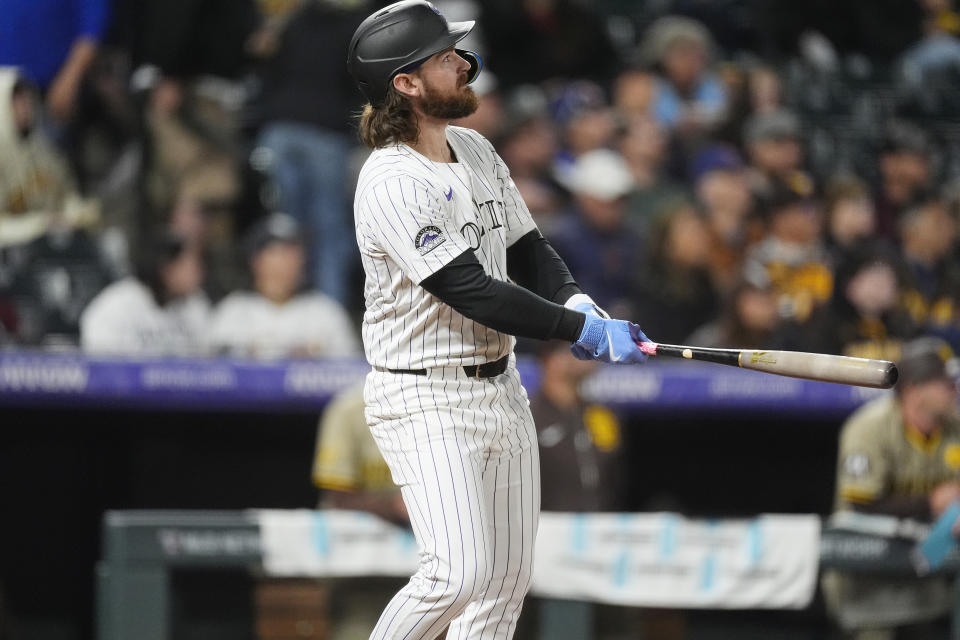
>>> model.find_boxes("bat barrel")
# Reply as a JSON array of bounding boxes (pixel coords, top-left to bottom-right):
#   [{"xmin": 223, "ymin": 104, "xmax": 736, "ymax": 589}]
[{"xmin": 738, "ymin": 349, "xmax": 900, "ymax": 389}]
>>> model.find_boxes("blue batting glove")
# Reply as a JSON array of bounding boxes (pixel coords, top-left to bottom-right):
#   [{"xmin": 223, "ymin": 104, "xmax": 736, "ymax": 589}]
[
  {"xmin": 571, "ymin": 300, "xmax": 610, "ymax": 319},
  {"xmin": 573, "ymin": 315, "xmax": 650, "ymax": 364},
  {"xmin": 567, "ymin": 295, "xmax": 610, "ymax": 360}
]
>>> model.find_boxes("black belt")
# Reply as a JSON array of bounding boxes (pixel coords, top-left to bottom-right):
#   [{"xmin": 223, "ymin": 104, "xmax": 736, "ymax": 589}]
[{"xmin": 384, "ymin": 354, "xmax": 509, "ymax": 379}]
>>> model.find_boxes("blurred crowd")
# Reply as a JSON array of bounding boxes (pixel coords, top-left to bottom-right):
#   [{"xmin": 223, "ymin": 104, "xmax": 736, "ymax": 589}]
[{"xmin": 2, "ymin": 0, "xmax": 960, "ymax": 364}]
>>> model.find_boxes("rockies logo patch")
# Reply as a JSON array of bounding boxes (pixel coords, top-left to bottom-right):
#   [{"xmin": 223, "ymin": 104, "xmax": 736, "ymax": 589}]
[{"xmin": 415, "ymin": 225, "xmax": 446, "ymax": 256}]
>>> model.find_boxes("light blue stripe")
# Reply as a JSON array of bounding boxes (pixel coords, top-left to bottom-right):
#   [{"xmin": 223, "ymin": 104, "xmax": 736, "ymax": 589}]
[
  {"xmin": 659, "ymin": 513, "xmax": 678, "ymax": 561},
  {"xmin": 612, "ymin": 550, "xmax": 629, "ymax": 588},
  {"xmin": 571, "ymin": 513, "xmax": 588, "ymax": 554},
  {"xmin": 700, "ymin": 552, "xmax": 716, "ymax": 592},
  {"xmin": 611, "ymin": 513, "xmax": 633, "ymax": 588},
  {"xmin": 312, "ymin": 512, "xmax": 329, "ymax": 556},
  {"xmin": 700, "ymin": 520, "xmax": 720, "ymax": 592}
]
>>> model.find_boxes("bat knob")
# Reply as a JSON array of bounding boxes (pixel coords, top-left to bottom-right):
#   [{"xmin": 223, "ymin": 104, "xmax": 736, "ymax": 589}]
[{"xmin": 883, "ymin": 363, "xmax": 900, "ymax": 389}]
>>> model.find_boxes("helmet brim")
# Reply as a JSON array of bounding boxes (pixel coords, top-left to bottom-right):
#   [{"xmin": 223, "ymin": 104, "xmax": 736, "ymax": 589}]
[
  {"xmin": 448, "ymin": 20, "xmax": 475, "ymax": 43},
  {"xmin": 422, "ymin": 19, "xmax": 475, "ymax": 66}
]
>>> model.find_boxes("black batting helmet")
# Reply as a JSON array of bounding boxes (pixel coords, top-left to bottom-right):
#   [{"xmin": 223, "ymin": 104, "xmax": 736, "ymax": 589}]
[{"xmin": 347, "ymin": 0, "xmax": 482, "ymax": 106}]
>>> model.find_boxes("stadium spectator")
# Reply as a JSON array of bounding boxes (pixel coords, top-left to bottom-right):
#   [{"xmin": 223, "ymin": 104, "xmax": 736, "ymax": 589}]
[
  {"xmin": 714, "ymin": 63, "xmax": 785, "ymax": 151},
  {"xmin": 742, "ymin": 109, "xmax": 807, "ymax": 201},
  {"xmin": 612, "ymin": 68, "xmax": 656, "ymax": 122},
  {"xmin": 637, "ymin": 16, "xmax": 727, "ymax": 137},
  {"xmin": 823, "ymin": 176, "xmax": 878, "ymax": 263},
  {"xmin": 547, "ymin": 149, "xmax": 641, "ymax": 318},
  {"xmin": 0, "ymin": 69, "xmax": 97, "ymax": 250},
  {"xmin": 823, "ymin": 336, "xmax": 960, "ymax": 639},
  {"xmin": 0, "ymin": 0, "xmax": 109, "ymax": 124},
  {"xmin": 530, "ymin": 339, "xmax": 629, "ymax": 640},
  {"xmin": 209, "ymin": 213, "xmax": 359, "ymax": 359},
  {"xmin": 787, "ymin": 242, "xmax": 916, "ymax": 360},
  {"xmin": 251, "ymin": 0, "xmax": 366, "ymax": 307},
  {"xmin": 80, "ymin": 230, "xmax": 209, "ymax": 355},
  {"xmin": 139, "ymin": 75, "xmax": 241, "ymax": 257},
  {"xmin": 634, "ymin": 200, "xmax": 719, "ymax": 344},
  {"xmin": 899, "ymin": 0, "xmax": 960, "ymax": 89},
  {"xmin": 743, "ymin": 179, "xmax": 832, "ymax": 323},
  {"xmin": 687, "ymin": 273, "xmax": 780, "ymax": 349},
  {"xmin": 691, "ymin": 144, "xmax": 755, "ymax": 292},
  {"xmin": 6, "ymin": 226, "xmax": 113, "ymax": 348},
  {"xmin": 311, "ymin": 382, "xmax": 408, "ymax": 640},
  {"xmin": 245, "ymin": 0, "xmax": 302, "ymax": 56},
  {"xmin": 898, "ymin": 197, "xmax": 960, "ymax": 347},
  {"xmin": 550, "ymin": 80, "xmax": 618, "ymax": 189},
  {"xmin": 619, "ymin": 113, "xmax": 684, "ymax": 227},
  {"xmin": 747, "ymin": 65, "xmax": 784, "ymax": 116},
  {"xmin": 874, "ymin": 122, "xmax": 933, "ymax": 240}
]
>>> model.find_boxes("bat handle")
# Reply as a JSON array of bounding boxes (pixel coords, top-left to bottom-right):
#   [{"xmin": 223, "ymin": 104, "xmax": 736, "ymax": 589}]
[{"xmin": 637, "ymin": 342, "xmax": 712, "ymax": 362}]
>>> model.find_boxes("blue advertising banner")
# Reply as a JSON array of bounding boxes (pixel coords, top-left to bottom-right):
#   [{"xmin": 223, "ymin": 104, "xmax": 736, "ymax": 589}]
[{"xmin": 0, "ymin": 351, "xmax": 887, "ymax": 414}]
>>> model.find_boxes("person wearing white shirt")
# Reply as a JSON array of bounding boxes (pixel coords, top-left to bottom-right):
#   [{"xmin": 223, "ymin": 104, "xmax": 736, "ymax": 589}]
[
  {"xmin": 210, "ymin": 213, "xmax": 359, "ymax": 359},
  {"xmin": 80, "ymin": 231, "xmax": 210, "ymax": 356}
]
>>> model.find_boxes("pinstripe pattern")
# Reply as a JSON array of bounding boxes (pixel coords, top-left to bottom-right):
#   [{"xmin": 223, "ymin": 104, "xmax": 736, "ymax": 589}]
[
  {"xmin": 355, "ymin": 127, "xmax": 541, "ymax": 639},
  {"xmin": 355, "ymin": 126, "xmax": 537, "ymax": 370},
  {"xmin": 364, "ymin": 359, "xmax": 539, "ymax": 640}
]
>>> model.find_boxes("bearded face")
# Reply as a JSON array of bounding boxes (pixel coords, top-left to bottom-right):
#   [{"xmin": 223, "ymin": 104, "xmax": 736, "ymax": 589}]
[{"xmin": 417, "ymin": 74, "xmax": 479, "ymax": 120}]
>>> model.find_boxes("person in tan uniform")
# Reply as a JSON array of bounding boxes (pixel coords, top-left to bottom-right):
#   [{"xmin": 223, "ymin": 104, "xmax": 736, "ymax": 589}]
[
  {"xmin": 824, "ymin": 336, "xmax": 960, "ymax": 640},
  {"xmin": 312, "ymin": 382, "xmax": 408, "ymax": 527},
  {"xmin": 310, "ymin": 382, "xmax": 411, "ymax": 640}
]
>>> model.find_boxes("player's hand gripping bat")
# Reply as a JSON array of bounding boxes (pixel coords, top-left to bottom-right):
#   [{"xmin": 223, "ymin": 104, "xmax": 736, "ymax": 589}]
[{"xmin": 637, "ymin": 342, "xmax": 899, "ymax": 389}]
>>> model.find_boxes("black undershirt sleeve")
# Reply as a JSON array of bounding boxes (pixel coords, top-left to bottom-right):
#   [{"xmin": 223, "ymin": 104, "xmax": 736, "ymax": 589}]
[
  {"xmin": 420, "ymin": 251, "xmax": 585, "ymax": 342},
  {"xmin": 505, "ymin": 229, "xmax": 581, "ymax": 304}
]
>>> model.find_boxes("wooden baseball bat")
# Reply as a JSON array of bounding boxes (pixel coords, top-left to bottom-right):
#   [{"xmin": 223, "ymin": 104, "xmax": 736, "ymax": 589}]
[{"xmin": 637, "ymin": 342, "xmax": 899, "ymax": 389}]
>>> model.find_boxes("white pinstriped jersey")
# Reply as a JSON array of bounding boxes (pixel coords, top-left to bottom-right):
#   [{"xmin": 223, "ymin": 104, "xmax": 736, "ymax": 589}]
[{"xmin": 354, "ymin": 126, "xmax": 537, "ymax": 370}]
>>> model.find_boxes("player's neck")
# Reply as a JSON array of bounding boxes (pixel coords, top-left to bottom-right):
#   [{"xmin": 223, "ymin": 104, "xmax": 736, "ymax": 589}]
[{"xmin": 409, "ymin": 120, "xmax": 455, "ymax": 163}]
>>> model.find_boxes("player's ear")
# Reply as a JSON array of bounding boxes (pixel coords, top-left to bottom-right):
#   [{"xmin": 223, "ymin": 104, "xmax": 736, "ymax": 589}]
[{"xmin": 393, "ymin": 73, "xmax": 421, "ymax": 99}]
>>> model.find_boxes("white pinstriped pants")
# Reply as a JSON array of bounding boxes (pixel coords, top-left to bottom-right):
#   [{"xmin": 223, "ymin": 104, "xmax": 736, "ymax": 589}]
[{"xmin": 364, "ymin": 355, "xmax": 540, "ymax": 640}]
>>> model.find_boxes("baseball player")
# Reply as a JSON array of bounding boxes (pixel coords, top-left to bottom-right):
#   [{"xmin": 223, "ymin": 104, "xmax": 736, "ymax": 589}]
[
  {"xmin": 823, "ymin": 337, "xmax": 960, "ymax": 637},
  {"xmin": 347, "ymin": 2, "xmax": 650, "ymax": 638}
]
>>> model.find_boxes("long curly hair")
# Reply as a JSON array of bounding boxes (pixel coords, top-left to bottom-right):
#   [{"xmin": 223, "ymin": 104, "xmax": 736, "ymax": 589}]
[{"xmin": 358, "ymin": 86, "xmax": 419, "ymax": 149}]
